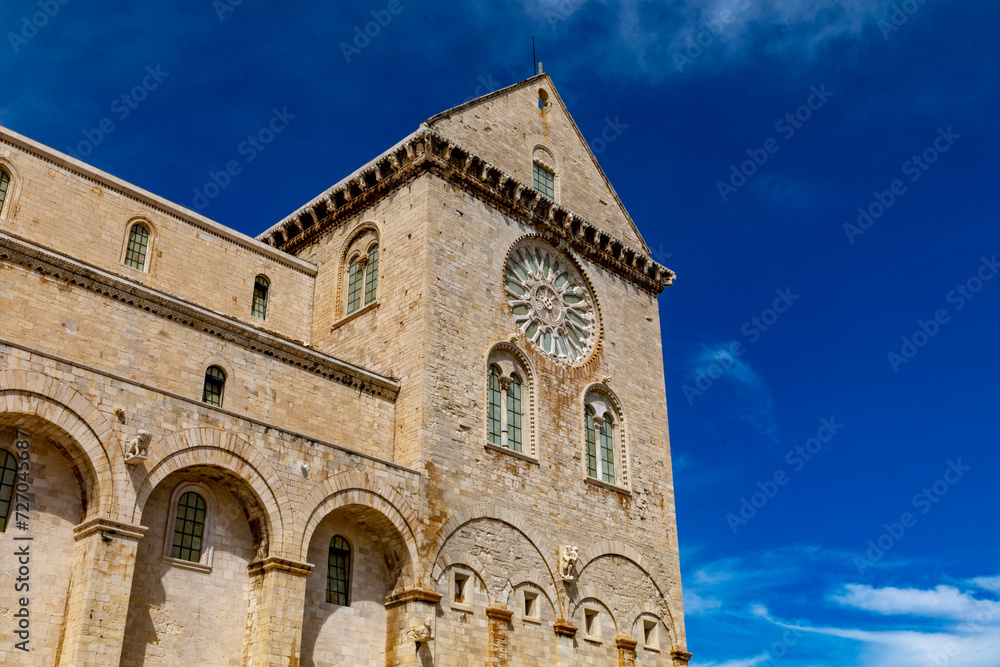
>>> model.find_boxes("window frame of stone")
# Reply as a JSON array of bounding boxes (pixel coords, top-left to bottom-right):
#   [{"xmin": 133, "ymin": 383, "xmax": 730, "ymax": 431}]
[
  {"xmin": 0, "ymin": 158, "xmax": 21, "ymax": 220},
  {"xmin": 202, "ymin": 365, "xmax": 227, "ymax": 407},
  {"xmin": 521, "ymin": 588, "xmax": 541, "ymax": 623},
  {"xmin": 121, "ymin": 219, "xmax": 155, "ymax": 273},
  {"xmin": 484, "ymin": 343, "xmax": 536, "ymax": 460},
  {"xmin": 161, "ymin": 481, "xmax": 217, "ymax": 573},
  {"xmin": 0, "ymin": 448, "xmax": 18, "ymax": 532},
  {"xmin": 325, "ymin": 534, "xmax": 352, "ymax": 606},
  {"xmin": 337, "ymin": 223, "xmax": 382, "ymax": 323},
  {"xmin": 251, "ymin": 274, "xmax": 270, "ymax": 320},
  {"xmin": 582, "ymin": 384, "xmax": 629, "ymax": 492},
  {"xmin": 0, "ymin": 168, "xmax": 11, "ymax": 219},
  {"xmin": 641, "ymin": 616, "xmax": 660, "ymax": 651},
  {"xmin": 451, "ymin": 569, "xmax": 473, "ymax": 613},
  {"xmin": 531, "ymin": 144, "xmax": 558, "ymax": 202},
  {"xmin": 582, "ymin": 606, "xmax": 602, "ymax": 643}
]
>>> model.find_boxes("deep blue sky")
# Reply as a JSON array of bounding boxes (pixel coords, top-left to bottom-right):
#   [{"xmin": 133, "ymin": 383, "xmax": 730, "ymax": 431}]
[{"xmin": 3, "ymin": 1, "xmax": 998, "ymax": 664}]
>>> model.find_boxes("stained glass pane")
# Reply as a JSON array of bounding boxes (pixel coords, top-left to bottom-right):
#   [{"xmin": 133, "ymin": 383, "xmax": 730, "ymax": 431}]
[
  {"xmin": 347, "ymin": 258, "xmax": 362, "ymax": 314},
  {"xmin": 364, "ymin": 244, "xmax": 379, "ymax": 305},
  {"xmin": 488, "ymin": 366, "xmax": 502, "ymax": 446},
  {"xmin": 533, "ymin": 163, "xmax": 555, "ymax": 198},
  {"xmin": 507, "ymin": 374, "xmax": 522, "ymax": 453},
  {"xmin": 326, "ymin": 535, "xmax": 351, "ymax": 605},
  {"xmin": 251, "ymin": 276, "xmax": 269, "ymax": 319},
  {"xmin": 585, "ymin": 408, "xmax": 598, "ymax": 478},
  {"xmin": 202, "ymin": 366, "xmax": 225, "ymax": 406},
  {"xmin": 124, "ymin": 224, "xmax": 149, "ymax": 270},
  {"xmin": 601, "ymin": 416, "xmax": 616, "ymax": 484}
]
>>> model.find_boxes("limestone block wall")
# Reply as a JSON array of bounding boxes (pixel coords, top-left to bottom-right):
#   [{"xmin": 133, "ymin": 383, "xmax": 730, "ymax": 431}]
[
  {"xmin": 121, "ymin": 473, "xmax": 254, "ymax": 667},
  {"xmin": 0, "ymin": 254, "xmax": 396, "ymax": 461},
  {"xmin": 414, "ymin": 175, "xmax": 686, "ymax": 649},
  {"xmin": 301, "ymin": 515, "xmax": 392, "ymax": 667},
  {"xmin": 0, "ymin": 426, "xmax": 81, "ymax": 667},
  {"xmin": 0, "ymin": 129, "xmax": 317, "ymax": 343},
  {"xmin": 426, "ymin": 74, "xmax": 647, "ymax": 252}
]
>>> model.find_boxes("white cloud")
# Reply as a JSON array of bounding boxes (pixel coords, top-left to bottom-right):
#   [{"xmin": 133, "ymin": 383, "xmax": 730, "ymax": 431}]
[
  {"xmin": 970, "ymin": 575, "xmax": 1000, "ymax": 594},
  {"xmin": 685, "ymin": 589, "xmax": 724, "ymax": 615},
  {"xmin": 831, "ymin": 584, "xmax": 1000, "ymax": 622},
  {"xmin": 691, "ymin": 655, "xmax": 770, "ymax": 667}
]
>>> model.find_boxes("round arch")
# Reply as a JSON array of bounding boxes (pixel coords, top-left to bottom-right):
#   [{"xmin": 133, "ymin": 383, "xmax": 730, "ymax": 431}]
[
  {"xmin": 130, "ymin": 427, "xmax": 289, "ymax": 559},
  {"xmin": 0, "ymin": 369, "xmax": 123, "ymax": 520}
]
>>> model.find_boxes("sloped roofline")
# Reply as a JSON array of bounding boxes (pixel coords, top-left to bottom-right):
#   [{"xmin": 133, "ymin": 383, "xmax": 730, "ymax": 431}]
[
  {"xmin": 0, "ymin": 124, "xmax": 317, "ymax": 276},
  {"xmin": 422, "ymin": 73, "xmax": 651, "ymax": 254}
]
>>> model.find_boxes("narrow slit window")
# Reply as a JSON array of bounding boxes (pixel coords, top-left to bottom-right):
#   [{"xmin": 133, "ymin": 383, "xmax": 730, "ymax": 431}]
[
  {"xmin": 364, "ymin": 244, "xmax": 379, "ymax": 306},
  {"xmin": 251, "ymin": 276, "xmax": 269, "ymax": 319},
  {"xmin": 124, "ymin": 223, "xmax": 150, "ymax": 270},
  {"xmin": 202, "ymin": 366, "xmax": 226, "ymax": 407},
  {"xmin": 643, "ymin": 618, "xmax": 658, "ymax": 648},
  {"xmin": 488, "ymin": 365, "xmax": 502, "ymax": 446},
  {"xmin": 0, "ymin": 449, "xmax": 17, "ymax": 532},
  {"xmin": 523, "ymin": 590, "xmax": 539, "ymax": 618},
  {"xmin": 0, "ymin": 169, "xmax": 10, "ymax": 217},
  {"xmin": 507, "ymin": 373, "xmax": 522, "ymax": 453},
  {"xmin": 347, "ymin": 257, "xmax": 363, "ymax": 314},
  {"xmin": 171, "ymin": 491, "xmax": 206, "ymax": 563},
  {"xmin": 454, "ymin": 572, "xmax": 470, "ymax": 605},
  {"xmin": 585, "ymin": 407, "xmax": 598, "ymax": 478},
  {"xmin": 600, "ymin": 414, "xmax": 616, "ymax": 484},
  {"xmin": 532, "ymin": 162, "xmax": 555, "ymax": 199},
  {"xmin": 326, "ymin": 535, "xmax": 351, "ymax": 606},
  {"xmin": 584, "ymin": 609, "xmax": 600, "ymax": 639}
]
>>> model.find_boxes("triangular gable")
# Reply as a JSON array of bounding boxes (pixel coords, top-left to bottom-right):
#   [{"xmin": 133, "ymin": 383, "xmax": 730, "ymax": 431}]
[{"xmin": 424, "ymin": 74, "xmax": 650, "ymax": 253}]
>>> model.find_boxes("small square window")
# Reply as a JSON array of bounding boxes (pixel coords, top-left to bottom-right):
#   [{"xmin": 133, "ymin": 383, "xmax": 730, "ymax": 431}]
[
  {"xmin": 533, "ymin": 162, "xmax": 555, "ymax": 199},
  {"xmin": 523, "ymin": 590, "xmax": 539, "ymax": 619},
  {"xmin": 584, "ymin": 608, "xmax": 600, "ymax": 640},
  {"xmin": 643, "ymin": 618, "xmax": 659, "ymax": 649},
  {"xmin": 454, "ymin": 572, "xmax": 470, "ymax": 606}
]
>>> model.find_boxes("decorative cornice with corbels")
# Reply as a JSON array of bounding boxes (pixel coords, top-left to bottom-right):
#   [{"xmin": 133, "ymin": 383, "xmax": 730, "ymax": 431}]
[
  {"xmin": 0, "ymin": 230, "xmax": 400, "ymax": 400},
  {"xmin": 258, "ymin": 129, "xmax": 675, "ymax": 296}
]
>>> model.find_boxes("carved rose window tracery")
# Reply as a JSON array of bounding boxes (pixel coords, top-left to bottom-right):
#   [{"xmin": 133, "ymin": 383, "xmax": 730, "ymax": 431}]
[{"xmin": 504, "ymin": 239, "xmax": 598, "ymax": 365}]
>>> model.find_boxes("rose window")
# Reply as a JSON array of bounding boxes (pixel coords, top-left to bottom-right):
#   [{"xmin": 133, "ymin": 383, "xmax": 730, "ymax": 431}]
[{"xmin": 504, "ymin": 239, "xmax": 598, "ymax": 365}]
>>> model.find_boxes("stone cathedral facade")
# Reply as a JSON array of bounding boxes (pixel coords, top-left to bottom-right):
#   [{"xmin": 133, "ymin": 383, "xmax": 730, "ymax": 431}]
[{"xmin": 0, "ymin": 75, "xmax": 689, "ymax": 666}]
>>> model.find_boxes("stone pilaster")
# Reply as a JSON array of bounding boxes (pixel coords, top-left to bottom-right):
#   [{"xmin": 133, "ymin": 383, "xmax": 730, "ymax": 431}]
[
  {"xmin": 553, "ymin": 619, "xmax": 578, "ymax": 667},
  {"xmin": 244, "ymin": 556, "xmax": 313, "ymax": 667},
  {"xmin": 616, "ymin": 636, "xmax": 638, "ymax": 667},
  {"xmin": 486, "ymin": 606, "xmax": 515, "ymax": 667},
  {"xmin": 385, "ymin": 587, "xmax": 442, "ymax": 667},
  {"xmin": 58, "ymin": 518, "xmax": 146, "ymax": 667}
]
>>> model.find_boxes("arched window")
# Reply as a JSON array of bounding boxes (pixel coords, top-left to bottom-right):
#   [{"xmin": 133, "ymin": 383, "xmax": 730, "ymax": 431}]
[
  {"xmin": 202, "ymin": 366, "xmax": 226, "ymax": 407},
  {"xmin": 170, "ymin": 491, "xmax": 207, "ymax": 563},
  {"xmin": 507, "ymin": 373, "xmax": 523, "ymax": 452},
  {"xmin": 0, "ymin": 169, "xmax": 10, "ymax": 217},
  {"xmin": 0, "ymin": 449, "xmax": 17, "ymax": 532},
  {"xmin": 346, "ymin": 256, "xmax": 363, "ymax": 314},
  {"xmin": 584, "ymin": 387, "xmax": 627, "ymax": 487},
  {"xmin": 327, "ymin": 535, "xmax": 351, "ymax": 606},
  {"xmin": 364, "ymin": 244, "xmax": 379, "ymax": 306},
  {"xmin": 251, "ymin": 276, "xmax": 269, "ymax": 319},
  {"xmin": 488, "ymin": 365, "xmax": 503, "ymax": 446},
  {"xmin": 124, "ymin": 223, "xmax": 150, "ymax": 271},
  {"xmin": 533, "ymin": 162, "xmax": 555, "ymax": 199}
]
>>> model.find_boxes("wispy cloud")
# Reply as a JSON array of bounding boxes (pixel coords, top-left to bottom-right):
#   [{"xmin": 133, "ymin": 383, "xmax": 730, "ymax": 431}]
[
  {"xmin": 831, "ymin": 583, "xmax": 1000, "ymax": 621},
  {"xmin": 688, "ymin": 342, "xmax": 778, "ymax": 439},
  {"xmin": 522, "ymin": 0, "xmax": 899, "ymax": 81}
]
